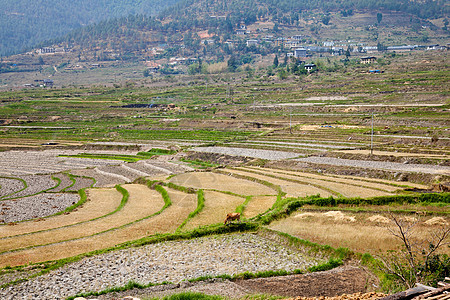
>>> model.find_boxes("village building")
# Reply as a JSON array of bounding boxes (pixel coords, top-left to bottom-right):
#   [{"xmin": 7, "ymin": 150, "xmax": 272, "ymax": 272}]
[
  {"xmin": 246, "ymin": 39, "xmax": 259, "ymax": 47},
  {"xmin": 360, "ymin": 56, "xmax": 377, "ymax": 64},
  {"xmin": 304, "ymin": 63, "xmax": 316, "ymax": 72},
  {"xmin": 294, "ymin": 48, "xmax": 307, "ymax": 58}
]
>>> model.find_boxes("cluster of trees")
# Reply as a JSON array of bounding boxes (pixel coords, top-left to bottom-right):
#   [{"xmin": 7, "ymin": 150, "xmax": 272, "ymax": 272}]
[
  {"xmin": 3, "ymin": 0, "xmax": 447, "ymax": 58},
  {"xmin": 43, "ymin": 0, "xmax": 448, "ymax": 56},
  {"xmin": 0, "ymin": 0, "xmax": 178, "ymax": 56},
  {"xmin": 160, "ymin": 0, "xmax": 447, "ymax": 25}
]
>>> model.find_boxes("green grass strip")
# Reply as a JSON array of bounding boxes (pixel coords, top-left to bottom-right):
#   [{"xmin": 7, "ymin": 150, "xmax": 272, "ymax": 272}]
[
  {"xmin": 64, "ymin": 174, "xmax": 96, "ymax": 192},
  {"xmin": 61, "ymin": 173, "xmax": 76, "ymax": 192},
  {"xmin": 236, "ymin": 196, "xmax": 252, "ymax": 215},
  {"xmin": 176, "ymin": 189, "xmax": 205, "ymax": 232},
  {"xmin": 166, "ymin": 182, "xmax": 197, "ymax": 194},
  {"xmin": 153, "ymin": 184, "xmax": 172, "ymax": 209},
  {"xmin": 48, "ymin": 175, "xmax": 62, "ymax": 192},
  {"xmin": 141, "ymin": 148, "xmax": 177, "ymax": 155}
]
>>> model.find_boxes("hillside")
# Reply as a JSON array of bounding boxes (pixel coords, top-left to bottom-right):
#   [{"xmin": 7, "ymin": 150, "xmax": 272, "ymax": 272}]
[
  {"xmin": 0, "ymin": 0, "xmax": 449, "ymax": 88},
  {"xmin": 0, "ymin": 0, "xmax": 180, "ymax": 57}
]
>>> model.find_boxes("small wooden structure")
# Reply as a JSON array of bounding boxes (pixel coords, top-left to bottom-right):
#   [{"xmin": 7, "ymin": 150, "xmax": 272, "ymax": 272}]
[{"xmin": 380, "ymin": 278, "xmax": 450, "ymax": 300}]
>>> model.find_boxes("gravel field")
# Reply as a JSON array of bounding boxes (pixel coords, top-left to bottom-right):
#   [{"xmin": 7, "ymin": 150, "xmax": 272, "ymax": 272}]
[
  {"xmin": 191, "ymin": 147, "xmax": 450, "ymax": 175},
  {"xmin": 125, "ymin": 162, "xmax": 166, "ymax": 176},
  {"xmin": 296, "ymin": 156, "xmax": 450, "ymax": 175},
  {"xmin": 0, "ymin": 177, "xmax": 25, "ymax": 198},
  {"xmin": 148, "ymin": 160, "xmax": 194, "ymax": 173},
  {"xmin": 0, "ymin": 193, "xmax": 79, "ymax": 223},
  {"xmin": 70, "ymin": 169, "xmax": 124, "ymax": 187},
  {"xmin": 3, "ymin": 175, "xmax": 58, "ymax": 199},
  {"xmin": 0, "ymin": 150, "xmax": 126, "ymax": 176},
  {"xmin": 246, "ymin": 140, "xmax": 356, "ymax": 150},
  {"xmin": 191, "ymin": 146, "xmax": 302, "ymax": 160},
  {"xmin": 97, "ymin": 165, "xmax": 138, "ymax": 182},
  {"xmin": 0, "ymin": 233, "xmax": 324, "ymax": 300}
]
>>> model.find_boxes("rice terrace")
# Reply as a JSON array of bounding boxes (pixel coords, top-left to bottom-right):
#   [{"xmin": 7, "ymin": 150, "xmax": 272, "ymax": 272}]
[{"xmin": 0, "ymin": 19, "xmax": 450, "ymax": 300}]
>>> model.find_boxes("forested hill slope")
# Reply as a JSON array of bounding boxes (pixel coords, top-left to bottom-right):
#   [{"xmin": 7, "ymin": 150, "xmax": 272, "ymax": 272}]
[
  {"xmin": 159, "ymin": 0, "xmax": 448, "ymax": 21},
  {"xmin": 0, "ymin": 0, "xmax": 180, "ymax": 57}
]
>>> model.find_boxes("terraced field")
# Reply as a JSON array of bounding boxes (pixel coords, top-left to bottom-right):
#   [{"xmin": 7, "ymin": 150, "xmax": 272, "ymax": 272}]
[
  {"xmin": 1, "ymin": 161, "xmax": 446, "ymax": 267},
  {"xmin": 0, "ymin": 148, "xmax": 448, "ymax": 300}
]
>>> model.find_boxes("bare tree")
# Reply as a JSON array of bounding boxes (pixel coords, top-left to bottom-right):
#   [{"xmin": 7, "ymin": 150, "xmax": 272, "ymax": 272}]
[{"xmin": 378, "ymin": 212, "xmax": 450, "ymax": 289}]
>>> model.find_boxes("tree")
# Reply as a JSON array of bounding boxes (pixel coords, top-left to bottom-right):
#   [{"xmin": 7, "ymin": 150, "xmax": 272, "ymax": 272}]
[
  {"xmin": 321, "ymin": 15, "xmax": 331, "ymax": 25},
  {"xmin": 377, "ymin": 42, "xmax": 387, "ymax": 52},
  {"xmin": 227, "ymin": 56, "xmax": 238, "ymax": 72},
  {"xmin": 378, "ymin": 212, "xmax": 450, "ymax": 289},
  {"xmin": 273, "ymin": 55, "xmax": 279, "ymax": 67},
  {"xmin": 377, "ymin": 12, "xmax": 383, "ymax": 24},
  {"xmin": 273, "ymin": 23, "xmax": 279, "ymax": 32}
]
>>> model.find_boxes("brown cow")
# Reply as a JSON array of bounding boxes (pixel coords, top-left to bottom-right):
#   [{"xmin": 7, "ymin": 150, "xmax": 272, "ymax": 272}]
[{"xmin": 224, "ymin": 212, "xmax": 241, "ymax": 225}]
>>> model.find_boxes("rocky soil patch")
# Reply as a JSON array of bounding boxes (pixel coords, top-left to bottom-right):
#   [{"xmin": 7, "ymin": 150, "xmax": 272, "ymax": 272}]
[
  {"xmin": 0, "ymin": 233, "xmax": 325, "ymax": 299},
  {"xmin": 0, "ymin": 177, "xmax": 25, "ymax": 198},
  {"xmin": 0, "ymin": 193, "xmax": 79, "ymax": 223},
  {"xmin": 295, "ymin": 157, "xmax": 450, "ymax": 175},
  {"xmin": 73, "ymin": 265, "xmax": 380, "ymax": 300},
  {"xmin": 3, "ymin": 175, "xmax": 57, "ymax": 199},
  {"xmin": 50, "ymin": 173, "xmax": 74, "ymax": 192},
  {"xmin": 191, "ymin": 146, "xmax": 301, "ymax": 160},
  {"xmin": 65, "ymin": 176, "xmax": 95, "ymax": 191}
]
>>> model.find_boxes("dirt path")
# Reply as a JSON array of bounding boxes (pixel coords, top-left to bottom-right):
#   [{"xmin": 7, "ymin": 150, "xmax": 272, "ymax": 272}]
[{"xmin": 235, "ymin": 265, "xmax": 376, "ymax": 298}]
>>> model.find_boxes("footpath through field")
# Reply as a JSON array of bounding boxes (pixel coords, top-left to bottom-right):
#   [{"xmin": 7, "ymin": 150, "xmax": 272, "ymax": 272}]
[{"xmin": 0, "ymin": 186, "xmax": 198, "ymax": 267}]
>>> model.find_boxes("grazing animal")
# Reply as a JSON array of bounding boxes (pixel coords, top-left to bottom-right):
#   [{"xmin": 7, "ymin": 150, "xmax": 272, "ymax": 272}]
[{"xmin": 224, "ymin": 212, "xmax": 241, "ymax": 225}]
